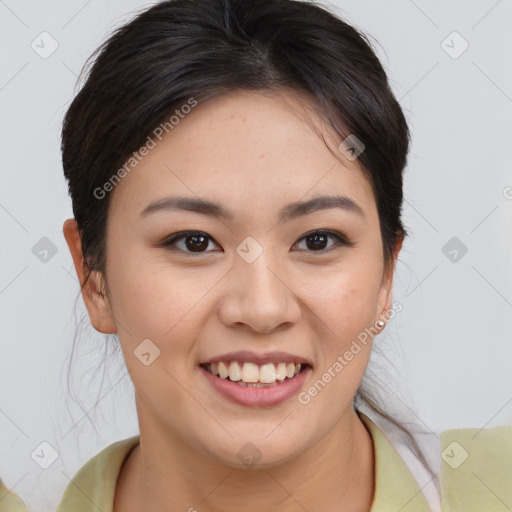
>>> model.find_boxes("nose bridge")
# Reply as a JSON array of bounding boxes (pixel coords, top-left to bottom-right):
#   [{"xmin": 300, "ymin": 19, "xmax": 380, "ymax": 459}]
[
  {"xmin": 223, "ymin": 237, "xmax": 299, "ymax": 332},
  {"xmin": 236, "ymin": 241, "xmax": 285, "ymax": 304}
]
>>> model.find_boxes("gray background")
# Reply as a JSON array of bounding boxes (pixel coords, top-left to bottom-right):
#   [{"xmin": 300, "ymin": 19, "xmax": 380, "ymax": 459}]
[{"xmin": 1, "ymin": 0, "xmax": 511, "ymax": 510}]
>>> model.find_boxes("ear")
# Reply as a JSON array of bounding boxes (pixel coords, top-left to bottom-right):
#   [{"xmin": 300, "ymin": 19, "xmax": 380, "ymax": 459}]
[
  {"xmin": 376, "ymin": 233, "xmax": 404, "ymax": 327},
  {"xmin": 63, "ymin": 218, "xmax": 117, "ymax": 334}
]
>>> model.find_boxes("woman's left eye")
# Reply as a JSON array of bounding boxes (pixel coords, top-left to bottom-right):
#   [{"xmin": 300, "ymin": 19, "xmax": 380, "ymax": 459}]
[
  {"xmin": 160, "ymin": 230, "xmax": 353, "ymax": 254},
  {"xmin": 293, "ymin": 230, "xmax": 353, "ymax": 252}
]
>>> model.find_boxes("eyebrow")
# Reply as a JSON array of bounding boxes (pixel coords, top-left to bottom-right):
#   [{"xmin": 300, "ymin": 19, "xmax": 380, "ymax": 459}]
[{"xmin": 139, "ymin": 194, "xmax": 365, "ymax": 222}]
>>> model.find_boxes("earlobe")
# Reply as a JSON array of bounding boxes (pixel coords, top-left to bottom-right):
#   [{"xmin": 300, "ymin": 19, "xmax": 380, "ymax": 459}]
[
  {"xmin": 375, "ymin": 285, "xmax": 392, "ymax": 331},
  {"xmin": 62, "ymin": 218, "xmax": 118, "ymax": 334}
]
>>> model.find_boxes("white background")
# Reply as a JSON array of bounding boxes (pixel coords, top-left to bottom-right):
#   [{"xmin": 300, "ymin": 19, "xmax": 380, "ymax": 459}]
[{"xmin": 1, "ymin": 0, "xmax": 511, "ymax": 510}]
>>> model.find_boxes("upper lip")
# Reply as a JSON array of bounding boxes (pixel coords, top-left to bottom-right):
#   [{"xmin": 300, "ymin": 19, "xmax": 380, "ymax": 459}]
[{"xmin": 200, "ymin": 350, "xmax": 312, "ymax": 367}]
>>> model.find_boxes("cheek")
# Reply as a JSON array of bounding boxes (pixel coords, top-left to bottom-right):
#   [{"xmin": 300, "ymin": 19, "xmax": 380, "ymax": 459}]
[
  {"xmin": 302, "ymin": 260, "xmax": 383, "ymax": 345},
  {"xmin": 296, "ymin": 268, "xmax": 380, "ymax": 418},
  {"xmin": 105, "ymin": 244, "xmax": 164, "ymax": 341},
  {"xmin": 106, "ymin": 252, "xmax": 205, "ymax": 409},
  {"xmin": 106, "ymin": 246, "xmax": 215, "ymax": 352}
]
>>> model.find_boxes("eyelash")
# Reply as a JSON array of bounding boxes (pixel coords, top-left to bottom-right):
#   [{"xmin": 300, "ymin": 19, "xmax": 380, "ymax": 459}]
[{"xmin": 160, "ymin": 229, "xmax": 354, "ymax": 255}]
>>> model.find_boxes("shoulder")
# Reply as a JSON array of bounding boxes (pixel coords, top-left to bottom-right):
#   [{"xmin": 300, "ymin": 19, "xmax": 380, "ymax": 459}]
[
  {"xmin": 440, "ymin": 424, "xmax": 512, "ymax": 511},
  {"xmin": 360, "ymin": 410, "xmax": 512, "ymax": 512},
  {"xmin": 56, "ymin": 435, "xmax": 140, "ymax": 512},
  {"xmin": 0, "ymin": 478, "xmax": 31, "ymax": 512}
]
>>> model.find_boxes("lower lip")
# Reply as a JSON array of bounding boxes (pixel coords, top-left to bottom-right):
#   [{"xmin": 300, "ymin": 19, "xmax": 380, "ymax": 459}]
[{"xmin": 199, "ymin": 365, "xmax": 311, "ymax": 408}]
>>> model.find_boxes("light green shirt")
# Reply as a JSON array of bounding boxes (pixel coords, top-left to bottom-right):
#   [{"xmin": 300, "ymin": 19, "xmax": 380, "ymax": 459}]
[
  {"xmin": 3, "ymin": 412, "xmax": 510, "ymax": 511},
  {"xmin": 55, "ymin": 413, "xmax": 433, "ymax": 511},
  {"xmin": 54, "ymin": 412, "xmax": 512, "ymax": 511},
  {"xmin": 57, "ymin": 411, "xmax": 435, "ymax": 511},
  {"xmin": 0, "ymin": 479, "xmax": 32, "ymax": 512}
]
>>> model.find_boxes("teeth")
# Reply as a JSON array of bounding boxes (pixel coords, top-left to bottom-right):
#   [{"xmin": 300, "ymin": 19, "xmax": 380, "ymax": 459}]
[
  {"xmin": 205, "ymin": 361, "xmax": 304, "ymax": 384},
  {"xmin": 241, "ymin": 362, "xmax": 260, "ymax": 383},
  {"xmin": 228, "ymin": 361, "xmax": 242, "ymax": 381},
  {"xmin": 218, "ymin": 361, "xmax": 229, "ymax": 379},
  {"xmin": 276, "ymin": 362, "xmax": 288, "ymax": 381},
  {"xmin": 259, "ymin": 363, "xmax": 277, "ymax": 383}
]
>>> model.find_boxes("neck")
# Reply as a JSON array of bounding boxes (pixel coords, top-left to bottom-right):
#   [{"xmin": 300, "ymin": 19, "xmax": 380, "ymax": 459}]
[{"xmin": 114, "ymin": 408, "xmax": 375, "ymax": 512}]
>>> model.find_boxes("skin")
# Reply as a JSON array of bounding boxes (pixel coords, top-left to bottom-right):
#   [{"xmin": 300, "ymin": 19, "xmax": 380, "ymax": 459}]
[{"xmin": 64, "ymin": 88, "xmax": 402, "ymax": 512}]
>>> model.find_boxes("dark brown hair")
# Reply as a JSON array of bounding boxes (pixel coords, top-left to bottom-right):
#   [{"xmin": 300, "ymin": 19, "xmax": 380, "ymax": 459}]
[{"xmin": 62, "ymin": 0, "xmax": 436, "ymax": 480}]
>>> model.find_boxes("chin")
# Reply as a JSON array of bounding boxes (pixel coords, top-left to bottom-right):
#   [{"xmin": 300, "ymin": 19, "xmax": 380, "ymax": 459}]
[{"xmin": 204, "ymin": 435, "xmax": 305, "ymax": 470}]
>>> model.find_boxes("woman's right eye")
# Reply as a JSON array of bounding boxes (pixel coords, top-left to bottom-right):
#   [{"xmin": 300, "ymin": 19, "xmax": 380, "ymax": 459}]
[{"xmin": 161, "ymin": 231, "xmax": 220, "ymax": 254}]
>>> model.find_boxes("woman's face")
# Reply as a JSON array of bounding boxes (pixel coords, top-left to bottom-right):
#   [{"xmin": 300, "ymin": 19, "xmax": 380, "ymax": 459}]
[{"xmin": 70, "ymin": 88, "xmax": 398, "ymax": 467}]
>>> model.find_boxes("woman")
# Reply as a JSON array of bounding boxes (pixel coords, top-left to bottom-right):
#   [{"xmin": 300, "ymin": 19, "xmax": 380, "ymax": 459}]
[{"xmin": 54, "ymin": 0, "xmax": 511, "ymax": 511}]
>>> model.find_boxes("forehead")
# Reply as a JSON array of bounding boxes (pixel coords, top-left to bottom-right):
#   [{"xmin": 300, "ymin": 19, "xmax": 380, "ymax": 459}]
[{"xmin": 108, "ymin": 89, "xmax": 376, "ymax": 223}]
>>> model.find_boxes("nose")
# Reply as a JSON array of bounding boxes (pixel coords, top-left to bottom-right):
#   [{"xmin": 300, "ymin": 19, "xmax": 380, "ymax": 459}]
[{"xmin": 218, "ymin": 249, "xmax": 301, "ymax": 334}]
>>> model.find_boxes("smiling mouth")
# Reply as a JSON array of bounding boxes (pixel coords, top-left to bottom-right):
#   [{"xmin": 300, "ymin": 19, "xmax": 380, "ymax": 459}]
[{"xmin": 200, "ymin": 361, "xmax": 310, "ymax": 387}]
